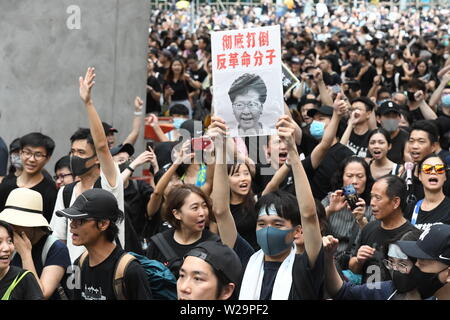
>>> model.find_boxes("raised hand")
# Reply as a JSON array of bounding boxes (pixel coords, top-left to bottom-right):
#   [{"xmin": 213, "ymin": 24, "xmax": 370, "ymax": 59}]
[
  {"xmin": 356, "ymin": 245, "xmax": 376, "ymax": 265},
  {"xmin": 276, "ymin": 115, "xmax": 296, "ymax": 151},
  {"xmin": 323, "ymin": 235, "xmax": 339, "ymax": 258},
  {"xmin": 134, "ymin": 96, "xmax": 144, "ymax": 113},
  {"xmin": 333, "ymin": 93, "xmax": 348, "ymax": 116},
  {"xmin": 79, "ymin": 67, "xmax": 96, "ymax": 104},
  {"xmin": 328, "ymin": 190, "xmax": 347, "ymax": 213}
]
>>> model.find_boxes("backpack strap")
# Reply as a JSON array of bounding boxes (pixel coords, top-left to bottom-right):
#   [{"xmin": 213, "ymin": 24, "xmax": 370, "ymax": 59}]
[
  {"xmin": 78, "ymin": 250, "xmax": 89, "ymax": 269},
  {"xmin": 1, "ymin": 270, "xmax": 32, "ymax": 300},
  {"xmin": 113, "ymin": 253, "xmax": 136, "ymax": 300},
  {"xmin": 151, "ymin": 233, "xmax": 178, "ymax": 262},
  {"xmin": 62, "ymin": 182, "xmax": 79, "ymax": 208}
]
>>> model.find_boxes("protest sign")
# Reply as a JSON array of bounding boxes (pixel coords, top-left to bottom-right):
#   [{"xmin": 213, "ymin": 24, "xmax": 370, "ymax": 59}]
[{"xmin": 211, "ymin": 25, "xmax": 284, "ymax": 137}]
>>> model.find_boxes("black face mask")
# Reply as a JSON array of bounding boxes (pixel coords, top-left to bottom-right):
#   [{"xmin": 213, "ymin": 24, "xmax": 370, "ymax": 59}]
[
  {"xmin": 118, "ymin": 162, "xmax": 130, "ymax": 174},
  {"xmin": 411, "ymin": 265, "xmax": 448, "ymax": 299},
  {"xmin": 392, "ymin": 268, "xmax": 417, "ymax": 293},
  {"xmin": 70, "ymin": 154, "xmax": 97, "ymax": 177}
]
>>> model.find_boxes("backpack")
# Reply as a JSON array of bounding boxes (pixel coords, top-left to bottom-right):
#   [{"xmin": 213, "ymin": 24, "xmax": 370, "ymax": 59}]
[
  {"xmin": 62, "ymin": 179, "xmax": 102, "ymax": 208},
  {"xmin": 78, "ymin": 251, "xmax": 177, "ymax": 300},
  {"xmin": 150, "ymin": 231, "xmax": 220, "ymax": 278}
]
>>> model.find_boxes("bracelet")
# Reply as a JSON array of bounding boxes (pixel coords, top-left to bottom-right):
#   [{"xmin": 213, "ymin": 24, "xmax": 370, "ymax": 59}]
[
  {"xmin": 134, "ymin": 111, "xmax": 143, "ymax": 116},
  {"xmin": 126, "ymin": 165, "xmax": 135, "ymax": 173}
]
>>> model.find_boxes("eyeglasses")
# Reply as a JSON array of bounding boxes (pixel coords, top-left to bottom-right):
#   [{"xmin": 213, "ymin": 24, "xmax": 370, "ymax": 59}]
[
  {"xmin": 21, "ymin": 149, "xmax": 48, "ymax": 161},
  {"xmin": 232, "ymin": 101, "xmax": 261, "ymax": 111},
  {"xmin": 421, "ymin": 164, "xmax": 446, "ymax": 175},
  {"xmin": 53, "ymin": 173, "xmax": 73, "ymax": 181},
  {"xmin": 69, "ymin": 218, "xmax": 96, "ymax": 227},
  {"xmin": 383, "ymin": 259, "xmax": 411, "ymax": 274}
]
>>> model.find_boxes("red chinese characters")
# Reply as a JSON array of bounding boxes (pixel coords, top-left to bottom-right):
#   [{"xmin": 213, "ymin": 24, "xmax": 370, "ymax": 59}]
[{"xmin": 215, "ymin": 49, "xmax": 277, "ymax": 70}]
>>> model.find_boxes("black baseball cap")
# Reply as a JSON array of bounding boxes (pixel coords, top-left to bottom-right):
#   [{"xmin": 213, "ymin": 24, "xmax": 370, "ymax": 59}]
[
  {"xmin": 180, "ymin": 120, "xmax": 203, "ymax": 138},
  {"xmin": 184, "ymin": 241, "xmax": 242, "ymax": 285},
  {"xmin": 56, "ymin": 189, "xmax": 122, "ymax": 222},
  {"xmin": 102, "ymin": 122, "xmax": 118, "ymax": 135},
  {"xmin": 378, "ymin": 100, "xmax": 401, "ymax": 116},
  {"xmin": 307, "ymin": 105, "xmax": 334, "ymax": 118},
  {"xmin": 110, "ymin": 143, "xmax": 135, "ymax": 157},
  {"xmin": 397, "ymin": 224, "xmax": 450, "ymax": 266}
]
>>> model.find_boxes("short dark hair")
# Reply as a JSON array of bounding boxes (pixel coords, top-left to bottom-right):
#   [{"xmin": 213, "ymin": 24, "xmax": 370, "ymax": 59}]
[
  {"xmin": 351, "ymin": 96, "xmax": 375, "ymax": 111},
  {"xmin": 255, "ymin": 190, "xmax": 301, "ymax": 226},
  {"xmin": 358, "ymin": 49, "xmax": 371, "ymax": 61},
  {"xmin": 54, "ymin": 155, "xmax": 72, "ymax": 173},
  {"xmin": 331, "ymin": 155, "xmax": 374, "ymax": 204},
  {"xmin": 96, "ymin": 210, "xmax": 124, "ymax": 242},
  {"xmin": 410, "ymin": 120, "xmax": 439, "ymax": 144},
  {"xmin": 163, "ymin": 185, "xmax": 215, "ymax": 230},
  {"xmin": 169, "ymin": 104, "xmax": 189, "ymax": 117},
  {"xmin": 70, "ymin": 128, "xmax": 95, "ymax": 149},
  {"xmin": 20, "ymin": 132, "xmax": 55, "ymax": 157},
  {"xmin": 0, "ymin": 220, "xmax": 14, "ymax": 241},
  {"xmin": 377, "ymin": 175, "xmax": 408, "ymax": 212},
  {"xmin": 228, "ymin": 73, "xmax": 267, "ymax": 105},
  {"xmin": 406, "ymin": 79, "xmax": 426, "ymax": 92}
]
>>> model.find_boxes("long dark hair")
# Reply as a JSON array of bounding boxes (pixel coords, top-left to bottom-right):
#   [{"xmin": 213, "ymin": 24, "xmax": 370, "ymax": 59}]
[
  {"xmin": 331, "ymin": 155, "xmax": 374, "ymax": 204},
  {"xmin": 165, "ymin": 58, "xmax": 186, "ymax": 82},
  {"xmin": 227, "ymin": 163, "xmax": 256, "ymax": 217}
]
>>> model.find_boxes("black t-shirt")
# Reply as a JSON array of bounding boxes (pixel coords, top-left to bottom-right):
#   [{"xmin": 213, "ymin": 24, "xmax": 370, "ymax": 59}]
[
  {"xmin": 72, "ymin": 246, "xmax": 153, "ymax": 300},
  {"xmin": 146, "ymin": 75, "xmax": 162, "ymax": 114},
  {"xmin": 346, "ymin": 130, "xmax": 370, "ymax": 158},
  {"xmin": 303, "ymin": 143, "xmax": 354, "ymax": 200},
  {"xmin": 230, "ymin": 203, "xmax": 258, "ymax": 250},
  {"xmin": 124, "ymin": 180, "xmax": 154, "ymax": 236},
  {"xmin": 146, "ymin": 228, "xmax": 218, "ymax": 278},
  {"xmin": 255, "ymin": 247, "xmax": 325, "ymax": 300},
  {"xmin": 154, "ymin": 66, "xmax": 168, "ymax": 85},
  {"xmin": 355, "ymin": 220, "xmax": 417, "ymax": 283},
  {"xmin": 189, "ymin": 68, "xmax": 207, "ymax": 84},
  {"xmin": 11, "ymin": 234, "xmax": 71, "ymax": 300},
  {"xmin": 163, "ymin": 79, "xmax": 193, "ymax": 101},
  {"xmin": 0, "ymin": 266, "xmax": 43, "ymax": 300},
  {"xmin": 387, "ymin": 129, "xmax": 409, "ymax": 164},
  {"xmin": 0, "ymin": 175, "xmax": 57, "ymax": 223},
  {"xmin": 253, "ymin": 163, "xmax": 296, "ymax": 196},
  {"xmin": 413, "ymin": 196, "xmax": 450, "ymax": 232},
  {"xmin": 359, "ymin": 66, "xmax": 377, "ymax": 96}
]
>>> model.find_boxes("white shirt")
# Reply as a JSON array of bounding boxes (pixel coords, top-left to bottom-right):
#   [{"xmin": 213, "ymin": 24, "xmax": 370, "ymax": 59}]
[{"xmin": 50, "ymin": 165, "xmax": 124, "ymax": 263}]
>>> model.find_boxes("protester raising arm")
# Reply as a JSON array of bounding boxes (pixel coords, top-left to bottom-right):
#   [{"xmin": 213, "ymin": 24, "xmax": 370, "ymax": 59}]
[
  {"xmin": 312, "ymin": 68, "xmax": 334, "ymax": 107},
  {"xmin": 145, "ymin": 114, "xmax": 170, "ymax": 142},
  {"xmin": 429, "ymin": 71, "xmax": 450, "ymax": 109},
  {"xmin": 121, "ymin": 149, "xmax": 157, "ymax": 186},
  {"xmin": 79, "ymin": 67, "xmax": 118, "ymax": 187},
  {"xmin": 277, "ymin": 117, "xmax": 322, "ymax": 267},
  {"xmin": 323, "ymin": 235, "xmax": 344, "ymax": 297},
  {"xmin": 208, "ymin": 117, "xmax": 238, "ymax": 249},
  {"xmin": 122, "ymin": 96, "xmax": 144, "ymax": 146},
  {"xmin": 146, "ymin": 141, "xmax": 193, "ymax": 218}
]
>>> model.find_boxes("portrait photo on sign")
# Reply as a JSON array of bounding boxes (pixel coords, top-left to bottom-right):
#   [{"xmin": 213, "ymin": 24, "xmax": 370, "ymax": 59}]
[{"xmin": 211, "ymin": 25, "xmax": 284, "ymax": 138}]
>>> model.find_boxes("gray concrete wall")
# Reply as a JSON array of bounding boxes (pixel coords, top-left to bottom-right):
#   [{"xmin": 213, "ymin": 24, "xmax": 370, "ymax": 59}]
[{"xmin": 0, "ymin": 0, "xmax": 149, "ymax": 172}]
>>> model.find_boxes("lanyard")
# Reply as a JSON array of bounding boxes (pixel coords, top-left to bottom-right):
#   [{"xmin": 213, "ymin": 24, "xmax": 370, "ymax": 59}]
[{"xmin": 411, "ymin": 199, "xmax": 424, "ymax": 225}]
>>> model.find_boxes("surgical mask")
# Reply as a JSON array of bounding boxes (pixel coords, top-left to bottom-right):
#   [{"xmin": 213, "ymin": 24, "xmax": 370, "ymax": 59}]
[
  {"xmin": 411, "ymin": 265, "xmax": 448, "ymax": 299},
  {"xmin": 390, "ymin": 54, "xmax": 397, "ymax": 60},
  {"xmin": 392, "ymin": 268, "xmax": 417, "ymax": 293},
  {"xmin": 173, "ymin": 117, "xmax": 186, "ymax": 129},
  {"xmin": 70, "ymin": 154, "xmax": 97, "ymax": 177},
  {"xmin": 309, "ymin": 121, "xmax": 325, "ymax": 139},
  {"xmin": 10, "ymin": 154, "xmax": 22, "ymax": 170},
  {"xmin": 381, "ymin": 119, "xmax": 400, "ymax": 133},
  {"xmin": 441, "ymin": 94, "xmax": 450, "ymax": 108},
  {"xmin": 256, "ymin": 226, "xmax": 294, "ymax": 257}
]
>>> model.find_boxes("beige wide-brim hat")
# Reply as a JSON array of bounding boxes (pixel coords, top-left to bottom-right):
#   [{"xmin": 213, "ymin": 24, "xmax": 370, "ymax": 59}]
[{"xmin": 0, "ymin": 188, "xmax": 50, "ymax": 228}]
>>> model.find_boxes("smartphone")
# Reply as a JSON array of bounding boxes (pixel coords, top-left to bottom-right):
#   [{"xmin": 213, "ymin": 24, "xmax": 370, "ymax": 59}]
[
  {"xmin": 191, "ymin": 137, "xmax": 212, "ymax": 151},
  {"xmin": 146, "ymin": 141, "xmax": 154, "ymax": 151},
  {"xmin": 307, "ymin": 74, "xmax": 314, "ymax": 80},
  {"xmin": 342, "ymin": 184, "xmax": 359, "ymax": 211}
]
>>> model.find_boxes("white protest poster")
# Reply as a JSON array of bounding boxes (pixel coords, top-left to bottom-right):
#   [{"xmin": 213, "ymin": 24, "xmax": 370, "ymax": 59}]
[{"xmin": 211, "ymin": 25, "xmax": 284, "ymax": 137}]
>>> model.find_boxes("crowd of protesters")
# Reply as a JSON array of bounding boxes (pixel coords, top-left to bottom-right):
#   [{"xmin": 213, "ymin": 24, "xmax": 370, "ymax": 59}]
[{"xmin": 1, "ymin": 1, "xmax": 450, "ymax": 301}]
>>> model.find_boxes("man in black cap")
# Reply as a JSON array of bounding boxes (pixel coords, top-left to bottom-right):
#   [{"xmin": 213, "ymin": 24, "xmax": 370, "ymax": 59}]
[
  {"xmin": 397, "ymin": 224, "xmax": 450, "ymax": 299},
  {"xmin": 177, "ymin": 240, "xmax": 242, "ymax": 300},
  {"xmin": 102, "ymin": 122, "xmax": 118, "ymax": 150},
  {"xmin": 377, "ymin": 100, "xmax": 410, "ymax": 163},
  {"xmin": 57, "ymin": 189, "xmax": 153, "ymax": 300}
]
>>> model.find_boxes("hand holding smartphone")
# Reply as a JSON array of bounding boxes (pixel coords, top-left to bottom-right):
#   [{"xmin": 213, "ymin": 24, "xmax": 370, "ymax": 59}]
[{"xmin": 342, "ymin": 184, "xmax": 359, "ymax": 211}]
